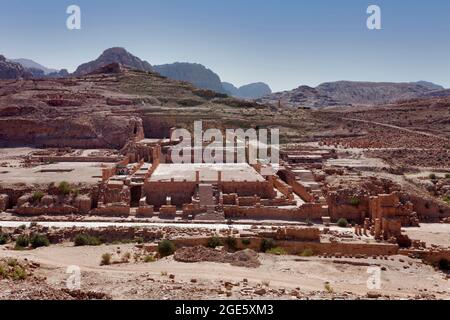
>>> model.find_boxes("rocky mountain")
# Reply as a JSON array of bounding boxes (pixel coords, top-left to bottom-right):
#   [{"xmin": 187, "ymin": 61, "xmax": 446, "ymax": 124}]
[
  {"xmin": 0, "ymin": 63, "xmax": 270, "ymax": 148},
  {"xmin": 259, "ymin": 80, "xmax": 448, "ymax": 108},
  {"xmin": 10, "ymin": 58, "xmax": 57, "ymax": 75},
  {"xmin": 153, "ymin": 63, "xmax": 225, "ymax": 93},
  {"xmin": 222, "ymin": 82, "xmax": 272, "ymax": 99},
  {"xmin": 73, "ymin": 47, "xmax": 152, "ymax": 76},
  {"xmin": 0, "ymin": 55, "xmax": 31, "ymax": 80}
]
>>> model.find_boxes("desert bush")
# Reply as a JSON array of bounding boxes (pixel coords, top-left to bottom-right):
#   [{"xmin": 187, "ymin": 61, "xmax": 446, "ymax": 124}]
[
  {"xmin": 207, "ymin": 236, "xmax": 223, "ymax": 249},
  {"xmin": 429, "ymin": 173, "xmax": 437, "ymax": 180},
  {"xmin": 350, "ymin": 197, "xmax": 360, "ymax": 206},
  {"xmin": 260, "ymin": 238, "xmax": 276, "ymax": 252},
  {"xmin": 266, "ymin": 247, "xmax": 287, "ymax": 255},
  {"xmin": 31, "ymin": 191, "xmax": 44, "ymax": 203},
  {"xmin": 241, "ymin": 238, "xmax": 251, "ymax": 246},
  {"xmin": 224, "ymin": 236, "xmax": 237, "ymax": 250},
  {"xmin": 158, "ymin": 240, "xmax": 175, "ymax": 257},
  {"xmin": 15, "ymin": 235, "xmax": 29, "ymax": 249},
  {"xmin": 443, "ymin": 196, "xmax": 450, "ymax": 205},
  {"xmin": 12, "ymin": 266, "xmax": 27, "ymax": 281},
  {"xmin": 144, "ymin": 255, "xmax": 156, "ymax": 263},
  {"xmin": 134, "ymin": 237, "xmax": 144, "ymax": 244},
  {"xmin": 324, "ymin": 283, "xmax": 334, "ymax": 293},
  {"xmin": 58, "ymin": 181, "xmax": 72, "ymax": 195},
  {"xmin": 101, "ymin": 253, "xmax": 111, "ymax": 266},
  {"xmin": 300, "ymin": 248, "xmax": 315, "ymax": 257},
  {"xmin": 445, "ymin": 173, "xmax": 450, "ymax": 179},
  {"xmin": 74, "ymin": 234, "xmax": 102, "ymax": 246},
  {"xmin": 337, "ymin": 218, "xmax": 349, "ymax": 228},
  {"xmin": 30, "ymin": 234, "xmax": 50, "ymax": 248},
  {"xmin": 0, "ymin": 233, "xmax": 9, "ymax": 245},
  {"xmin": 121, "ymin": 252, "xmax": 131, "ymax": 263}
]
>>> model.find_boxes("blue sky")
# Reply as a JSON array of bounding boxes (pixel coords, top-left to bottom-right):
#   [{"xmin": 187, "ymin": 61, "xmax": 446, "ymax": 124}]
[{"xmin": 1, "ymin": 0, "xmax": 449, "ymax": 91}]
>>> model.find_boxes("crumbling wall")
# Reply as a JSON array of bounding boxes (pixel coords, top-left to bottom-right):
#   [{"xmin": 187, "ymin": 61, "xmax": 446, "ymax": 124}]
[{"xmin": 144, "ymin": 181, "xmax": 197, "ymax": 209}]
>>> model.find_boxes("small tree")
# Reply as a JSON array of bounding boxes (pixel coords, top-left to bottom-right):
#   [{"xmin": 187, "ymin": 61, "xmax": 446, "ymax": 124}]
[
  {"xmin": 207, "ymin": 236, "xmax": 223, "ymax": 249},
  {"xmin": 429, "ymin": 173, "xmax": 437, "ymax": 180},
  {"xmin": 337, "ymin": 218, "xmax": 349, "ymax": 228},
  {"xmin": 241, "ymin": 238, "xmax": 251, "ymax": 246},
  {"xmin": 158, "ymin": 240, "xmax": 175, "ymax": 257},
  {"xmin": 224, "ymin": 236, "xmax": 237, "ymax": 251},
  {"xmin": 0, "ymin": 233, "xmax": 9, "ymax": 245},
  {"xmin": 261, "ymin": 238, "xmax": 276, "ymax": 252},
  {"xmin": 30, "ymin": 234, "xmax": 50, "ymax": 248}
]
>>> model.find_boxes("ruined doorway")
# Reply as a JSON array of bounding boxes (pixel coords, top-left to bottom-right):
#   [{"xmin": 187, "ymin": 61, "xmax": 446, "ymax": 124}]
[{"xmin": 130, "ymin": 186, "xmax": 142, "ymax": 208}]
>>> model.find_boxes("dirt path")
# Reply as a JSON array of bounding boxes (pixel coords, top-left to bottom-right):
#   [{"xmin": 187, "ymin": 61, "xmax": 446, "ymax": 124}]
[{"xmin": 342, "ymin": 118, "xmax": 449, "ymax": 141}]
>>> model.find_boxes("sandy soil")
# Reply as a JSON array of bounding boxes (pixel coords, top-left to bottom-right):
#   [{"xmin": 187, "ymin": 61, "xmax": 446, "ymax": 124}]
[{"xmin": 0, "ymin": 243, "xmax": 448, "ymax": 300}]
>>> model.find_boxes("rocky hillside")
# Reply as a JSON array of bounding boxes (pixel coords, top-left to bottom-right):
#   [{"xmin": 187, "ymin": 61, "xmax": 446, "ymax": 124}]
[
  {"xmin": 153, "ymin": 63, "xmax": 225, "ymax": 93},
  {"xmin": 0, "ymin": 63, "xmax": 277, "ymax": 149},
  {"xmin": 0, "ymin": 55, "xmax": 31, "ymax": 80},
  {"xmin": 73, "ymin": 47, "xmax": 152, "ymax": 76},
  {"xmin": 222, "ymin": 82, "xmax": 272, "ymax": 99},
  {"xmin": 260, "ymin": 81, "xmax": 448, "ymax": 108}
]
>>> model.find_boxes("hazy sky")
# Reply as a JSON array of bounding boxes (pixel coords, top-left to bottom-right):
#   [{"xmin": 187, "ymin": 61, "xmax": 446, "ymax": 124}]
[{"xmin": 1, "ymin": 0, "xmax": 450, "ymax": 91}]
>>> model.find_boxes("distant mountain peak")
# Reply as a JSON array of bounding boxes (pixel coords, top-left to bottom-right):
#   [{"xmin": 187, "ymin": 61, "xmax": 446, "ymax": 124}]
[{"xmin": 73, "ymin": 47, "xmax": 152, "ymax": 76}]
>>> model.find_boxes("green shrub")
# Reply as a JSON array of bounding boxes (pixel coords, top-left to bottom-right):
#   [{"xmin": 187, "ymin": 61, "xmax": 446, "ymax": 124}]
[
  {"xmin": 224, "ymin": 236, "xmax": 237, "ymax": 250},
  {"xmin": 443, "ymin": 196, "xmax": 450, "ymax": 205},
  {"xmin": 429, "ymin": 173, "xmax": 437, "ymax": 180},
  {"xmin": 445, "ymin": 174, "xmax": 450, "ymax": 179},
  {"xmin": 15, "ymin": 235, "xmax": 29, "ymax": 249},
  {"xmin": 207, "ymin": 236, "xmax": 223, "ymax": 249},
  {"xmin": 266, "ymin": 247, "xmax": 287, "ymax": 255},
  {"xmin": 74, "ymin": 234, "xmax": 102, "ymax": 246},
  {"xmin": 324, "ymin": 283, "xmax": 334, "ymax": 293},
  {"xmin": 241, "ymin": 238, "xmax": 251, "ymax": 246},
  {"xmin": 350, "ymin": 197, "xmax": 360, "ymax": 206},
  {"xmin": 58, "ymin": 181, "xmax": 72, "ymax": 195},
  {"xmin": 260, "ymin": 238, "xmax": 276, "ymax": 252},
  {"xmin": 101, "ymin": 253, "xmax": 111, "ymax": 266},
  {"xmin": 31, "ymin": 191, "xmax": 44, "ymax": 203},
  {"xmin": 134, "ymin": 237, "xmax": 144, "ymax": 244},
  {"xmin": 0, "ymin": 233, "xmax": 9, "ymax": 245},
  {"xmin": 337, "ymin": 218, "xmax": 349, "ymax": 228},
  {"xmin": 144, "ymin": 255, "xmax": 156, "ymax": 263},
  {"xmin": 12, "ymin": 266, "xmax": 27, "ymax": 281},
  {"xmin": 300, "ymin": 248, "xmax": 314, "ymax": 257},
  {"xmin": 158, "ymin": 239, "xmax": 175, "ymax": 257},
  {"xmin": 30, "ymin": 234, "xmax": 50, "ymax": 248}
]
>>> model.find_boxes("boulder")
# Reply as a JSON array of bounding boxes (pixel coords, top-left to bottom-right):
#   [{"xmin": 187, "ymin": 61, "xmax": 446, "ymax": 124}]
[{"xmin": 0, "ymin": 194, "xmax": 9, "ymax": 211}]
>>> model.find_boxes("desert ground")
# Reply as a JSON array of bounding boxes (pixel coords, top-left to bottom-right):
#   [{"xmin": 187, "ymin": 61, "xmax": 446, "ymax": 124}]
[{"xmin": 0, "ymin": 223, "xmax": 448, "ymax": 300}]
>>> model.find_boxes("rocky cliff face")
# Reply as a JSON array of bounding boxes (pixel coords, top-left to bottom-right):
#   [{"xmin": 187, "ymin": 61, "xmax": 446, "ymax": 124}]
[
  {"xmin": 260, "ymin": 81, "xmax": 448, "ymax": 108},
  {"xmin": 223, "ymin": 82, "xmax": 272, "ymax": 99},
  {"xmin": 73, "ymin": 47, "xmax": 152, "ymax": 76},
  {"xmin": 0, "ymin": 55, "xmax": 31, "ymax": 80},
  {"xmin": 153, "ymin": 63, "xmax": 225, "ymax": 93},
  {"xmin": 10, "ymin": 58, "xmax": 57, "ymax": 75}
]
